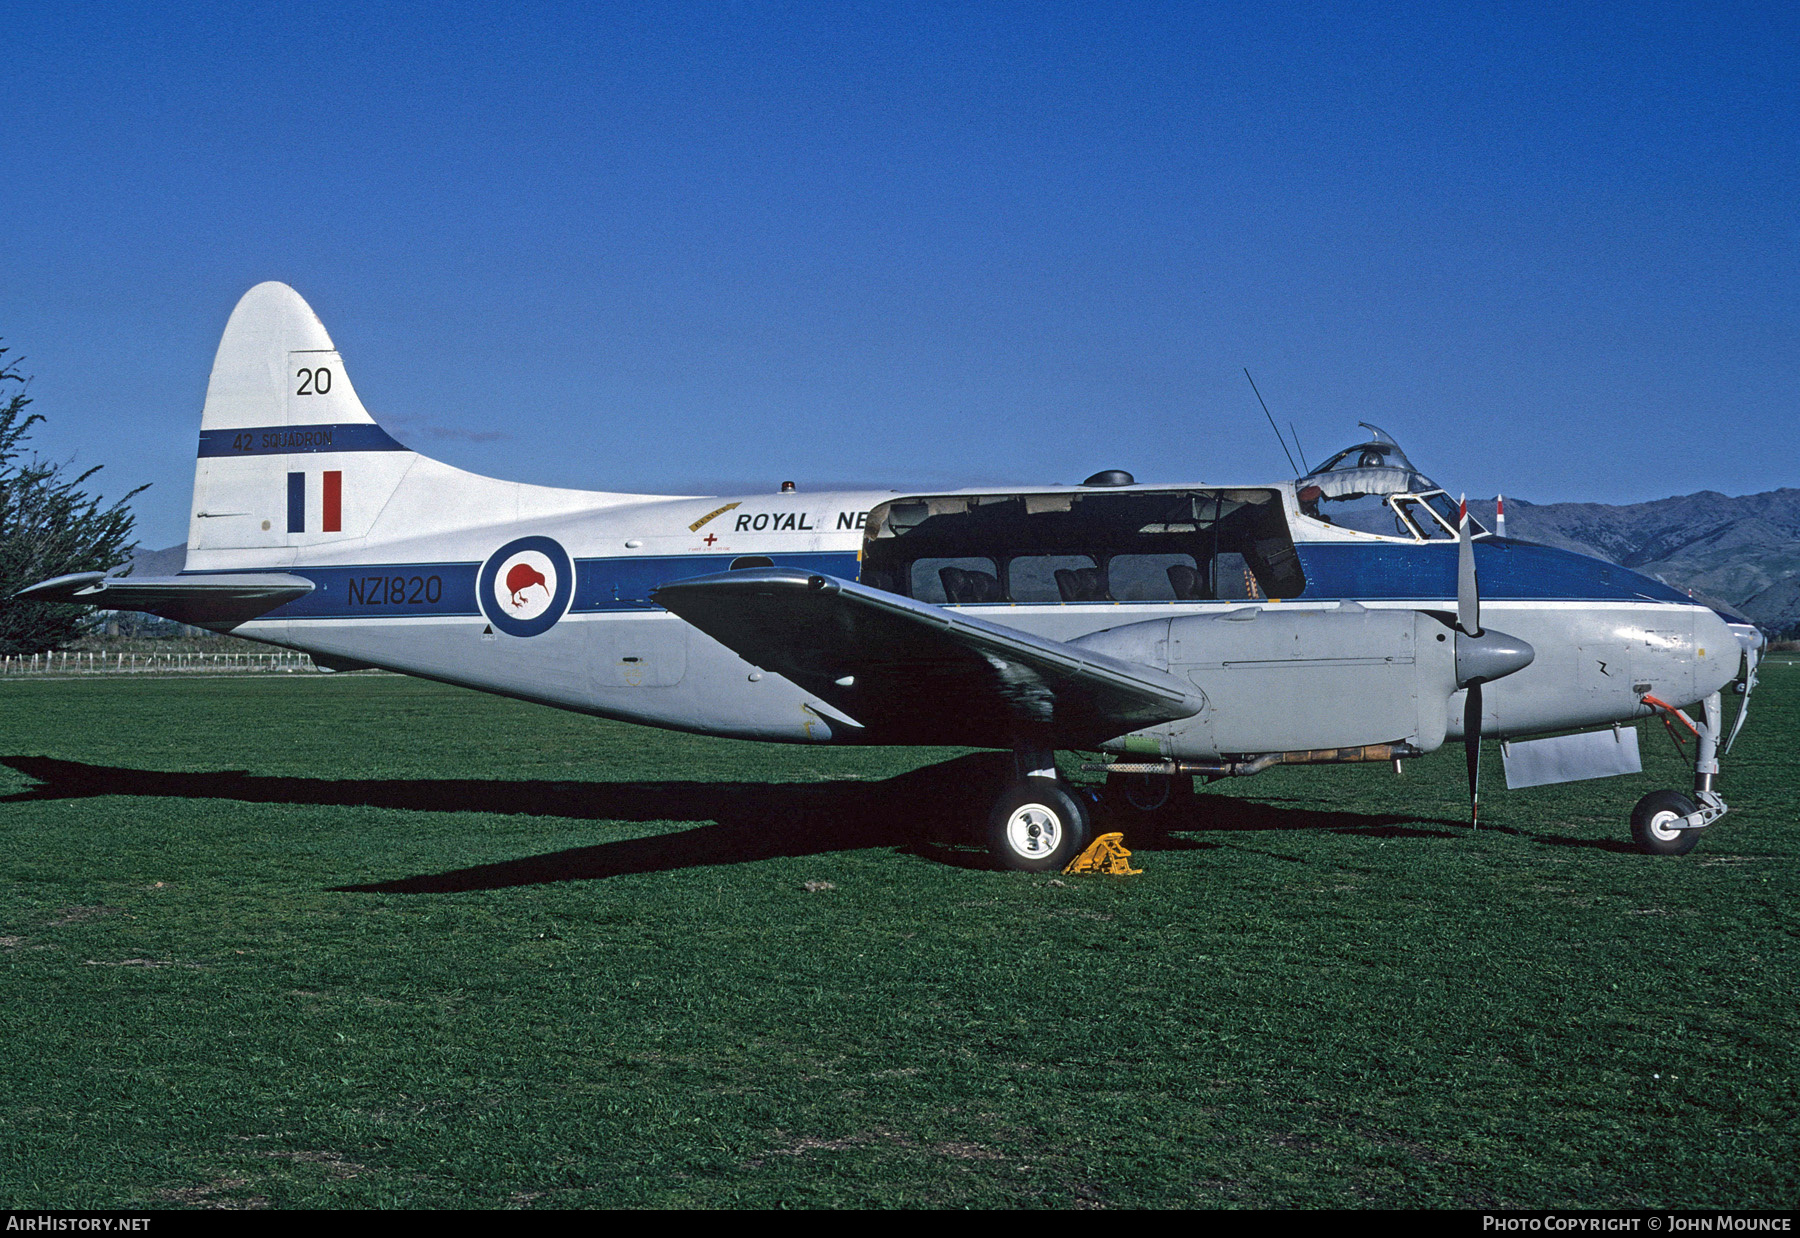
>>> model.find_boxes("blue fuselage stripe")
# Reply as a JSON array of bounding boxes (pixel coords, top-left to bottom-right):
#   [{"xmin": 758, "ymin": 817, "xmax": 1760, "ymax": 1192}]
[
  {"xmin": 216, "ymin": 541, "xmax": 1691, "ymax": 621},
  {"xmin": 246, "ymin": 553, "xmax": 862, "ymax": 620},
  {"xmin": 198, "ymin": 423, "xmax": 409, "ymax": 457},
  {"xmin": 1291, "ymin": 541, "xmax": 1691, "ymax": 605}
]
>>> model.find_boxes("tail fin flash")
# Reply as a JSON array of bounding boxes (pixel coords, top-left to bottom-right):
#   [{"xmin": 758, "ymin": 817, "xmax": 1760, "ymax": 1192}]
[{"xmin": 188, "ymin": 283, "xmax": 415, "ymax": 563}]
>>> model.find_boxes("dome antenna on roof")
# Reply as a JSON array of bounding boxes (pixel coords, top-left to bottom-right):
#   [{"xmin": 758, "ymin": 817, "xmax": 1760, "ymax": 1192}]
[{"xmin": 1244, "ymin": 369, "xmax": 1307, "ymax": 474}]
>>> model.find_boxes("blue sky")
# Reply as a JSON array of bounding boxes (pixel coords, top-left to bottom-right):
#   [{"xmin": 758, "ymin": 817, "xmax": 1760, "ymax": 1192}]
[{"xmin": 1, "ymin": 1, "xmax": 1794, "ymax": 548}]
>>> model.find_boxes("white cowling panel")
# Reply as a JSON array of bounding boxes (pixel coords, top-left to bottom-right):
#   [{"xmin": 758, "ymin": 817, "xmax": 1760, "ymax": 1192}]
[
  {"xmin": 1078, "ymin": 606, "xmax": 1457, "ymax": 758},
  {"xmin": 1176, "ymin": 608, "xmax": 1455, "ymax": 756}
]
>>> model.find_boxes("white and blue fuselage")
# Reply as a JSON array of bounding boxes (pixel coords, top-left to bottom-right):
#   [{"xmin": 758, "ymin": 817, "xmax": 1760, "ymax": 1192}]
[
  {"xmin": 99, "ymin": 283, "xmax": 1753, "ymax": 761},
  {"xmin": 215, "ymin": 474, "xmax": 1746, "ymax": 751}
]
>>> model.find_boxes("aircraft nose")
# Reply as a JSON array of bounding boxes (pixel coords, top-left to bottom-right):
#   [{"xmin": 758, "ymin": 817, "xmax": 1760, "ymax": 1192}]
[{"xmin": 1456, "ymin": 628, "xmax": 1535, "ymax": 687}]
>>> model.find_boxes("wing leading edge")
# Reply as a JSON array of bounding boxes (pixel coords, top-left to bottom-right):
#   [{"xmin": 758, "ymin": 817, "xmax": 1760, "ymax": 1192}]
[{"xmin": 653, "ymin": 568, "xmax": 1202, "ymax": 748}]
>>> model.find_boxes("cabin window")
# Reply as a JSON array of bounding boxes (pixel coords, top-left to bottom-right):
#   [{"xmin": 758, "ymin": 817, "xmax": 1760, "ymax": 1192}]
[
  {"xmin": 1009, "ymin": 554, "xmax": 1103, "ymax": 603},
  {"xmin": 1109, "ymin": 553, "xmax": 1198, "ymax": 601},
  {"xmin": 863, "ymin": 488, "xmax": 1304, "ymax": 603},
  {"xmin": 911, "ymin": 557, "xmax": 1001, "ymax": 603},
  {"xmin": 1212, "ymin": 552, "xmax": 1263, "ymax": 600}
]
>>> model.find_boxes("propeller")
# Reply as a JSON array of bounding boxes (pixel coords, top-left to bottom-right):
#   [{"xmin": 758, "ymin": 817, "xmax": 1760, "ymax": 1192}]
[
  {"xmin": 1464, "ymin": 672, "xmax": 1485, "ymax": 827},
  {"xmin": 1452, "ymin": 495, "xmax": 1536, "ymax": 827},
  {"xmin": 1458, "ymin": 496, "xmax": 1483, "ymax": 826}
]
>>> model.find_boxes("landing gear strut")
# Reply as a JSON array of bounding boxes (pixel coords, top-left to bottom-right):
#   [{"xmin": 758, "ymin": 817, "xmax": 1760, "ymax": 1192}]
[{"xmin": 1632, "ymin": 689, "xmax": 1731, "ymax": 856}]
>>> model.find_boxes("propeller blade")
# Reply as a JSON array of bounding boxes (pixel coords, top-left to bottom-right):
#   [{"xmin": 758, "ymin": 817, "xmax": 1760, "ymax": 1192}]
[
  {"xmin": 1457, "ymin": 494, "xmax": 1480, "ymax": 636},
  {"xmin": 1464, "ymin": 680, "xmax": 1483, "ymax": 828}
]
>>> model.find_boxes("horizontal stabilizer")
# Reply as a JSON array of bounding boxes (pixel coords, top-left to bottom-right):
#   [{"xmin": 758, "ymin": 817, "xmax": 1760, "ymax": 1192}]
[
  {"xmin": 653, "ymin": 568, "xmax": 1202, "ymax": 748},
  {"xmin": 16, "ymin": 571, "xmax": 314, "ymax": 627}
]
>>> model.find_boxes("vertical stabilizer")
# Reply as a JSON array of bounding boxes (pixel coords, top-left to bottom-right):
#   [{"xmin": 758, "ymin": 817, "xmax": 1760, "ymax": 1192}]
[{"xmin": 188, "ymin": 283, "xmax": 417, "ymax": 565}]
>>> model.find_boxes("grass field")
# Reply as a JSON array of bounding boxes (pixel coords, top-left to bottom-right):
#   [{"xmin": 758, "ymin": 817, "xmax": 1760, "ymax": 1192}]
[{"xmin": 1, "ymin": 661, "xmax": 1795, "ymax": 1209}]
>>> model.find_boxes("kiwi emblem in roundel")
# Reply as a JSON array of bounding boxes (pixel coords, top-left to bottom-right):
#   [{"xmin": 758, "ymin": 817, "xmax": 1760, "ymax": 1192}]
[
  {"xmin": 479, "ymin": 536, "xmax": 574, "ymax": 637},
  {"xmin": 506, "ymin": 562, "xmax": 548, "ymax": 607}
]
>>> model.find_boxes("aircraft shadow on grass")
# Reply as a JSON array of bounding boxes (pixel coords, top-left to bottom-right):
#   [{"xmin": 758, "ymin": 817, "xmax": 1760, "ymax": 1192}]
[{"xmin": 0, "ymin": 753, "xmax": 1635, "ymax": 891}]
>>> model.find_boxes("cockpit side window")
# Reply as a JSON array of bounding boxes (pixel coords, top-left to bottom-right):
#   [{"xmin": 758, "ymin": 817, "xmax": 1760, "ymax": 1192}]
[
  {"xmin": 1297, "ymin": 482, "xmax": 1484, "ymax": 542},
  {"xmin": 1396, "ymin": 496, "xmax": 1455, "ymax": 540},
  {"xmin": 1421, "ymin": 490, "xmax": 1485, "ymax": 535},
  {"xmin": 1307, "ymin": 492, "xmax": 1415, "ymax": 538}
]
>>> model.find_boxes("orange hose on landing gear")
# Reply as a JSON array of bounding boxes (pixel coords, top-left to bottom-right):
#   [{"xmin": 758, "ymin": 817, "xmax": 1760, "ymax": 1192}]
[
  {"xmin": 1641, "ymin": 693, "xmax": 1702, "ymax": 759},
  {"xmin": 1641, "ymin": 694, "xmax": 1702, "ymax": 736}
]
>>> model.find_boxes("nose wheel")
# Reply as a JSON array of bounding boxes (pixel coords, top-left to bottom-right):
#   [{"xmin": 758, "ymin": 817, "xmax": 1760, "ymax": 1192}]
[
  {"xmin": 1629, "ymin": 689, "xmax": 1731, "ymax": 856},
  {"xmin": 1630, "ymin": 790, "xmax": 1703, "ymax": 856}
]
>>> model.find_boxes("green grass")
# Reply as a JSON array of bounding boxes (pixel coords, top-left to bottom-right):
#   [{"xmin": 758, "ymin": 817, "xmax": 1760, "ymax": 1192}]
[{"xmin": 1, "ymin": 664, "xmax": 1796, "ymax": 1209}]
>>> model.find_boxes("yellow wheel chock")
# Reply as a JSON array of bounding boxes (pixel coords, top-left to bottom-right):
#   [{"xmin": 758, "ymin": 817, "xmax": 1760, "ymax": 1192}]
[{"xmin": 1064, "ymin": 831, "xmax": 1142, "ymax": 876}]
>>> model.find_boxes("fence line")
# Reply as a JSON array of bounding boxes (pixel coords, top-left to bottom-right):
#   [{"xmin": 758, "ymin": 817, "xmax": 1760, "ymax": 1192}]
[{"xmin": 0, "ymin": 650, "xmax": 331, "ymax": 675}]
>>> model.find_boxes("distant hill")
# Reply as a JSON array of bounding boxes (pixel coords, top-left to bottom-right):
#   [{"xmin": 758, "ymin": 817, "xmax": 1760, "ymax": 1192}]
[
  {"xmin": 117, "ymin": 543, "xmax": 187, "ymax": 578},
  {"xmin": 126, "ymin": 490, "xmax": 1800, "ymax": 637},
  {"xmin": 1474, "ymin": 490, "xmax": 1800, "ymax": 635}
]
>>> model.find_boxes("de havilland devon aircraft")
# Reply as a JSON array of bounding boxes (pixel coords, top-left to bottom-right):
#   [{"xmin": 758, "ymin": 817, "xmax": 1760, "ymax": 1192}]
[{"xmin": 23, "ymin": 283, "xmax": 1766, "ymax": 870}]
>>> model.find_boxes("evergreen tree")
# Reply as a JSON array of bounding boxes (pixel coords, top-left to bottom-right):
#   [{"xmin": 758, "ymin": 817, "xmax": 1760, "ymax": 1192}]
[{"xmin": 0, "ymin": 344, "xmax": 146, "ymax": 654}]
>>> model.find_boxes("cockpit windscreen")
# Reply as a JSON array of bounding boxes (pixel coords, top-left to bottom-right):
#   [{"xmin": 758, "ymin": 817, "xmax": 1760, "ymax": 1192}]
[{"xmin": 1294, "ymin": 423, "xmax": 1485, "ymax": 540}]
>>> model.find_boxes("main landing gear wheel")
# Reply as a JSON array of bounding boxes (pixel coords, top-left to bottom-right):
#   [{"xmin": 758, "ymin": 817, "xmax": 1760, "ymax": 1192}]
[
  {"xmin": 1631, "ymin": 789, "xmax": 1703, "ymax": 857},
  {"xmin": 987, "ymin": 780, "xmax": 1093, "ymax": 872}
]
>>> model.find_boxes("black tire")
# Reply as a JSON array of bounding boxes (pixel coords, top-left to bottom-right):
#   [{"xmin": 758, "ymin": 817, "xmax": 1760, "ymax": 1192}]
[
  {"xmin": 1631, "ymin": 789, "xmax": 1702, "ymax": 856},
  {"xmin": 987, "ymin": 780, "xmax": 1093, "ymax": 872}
]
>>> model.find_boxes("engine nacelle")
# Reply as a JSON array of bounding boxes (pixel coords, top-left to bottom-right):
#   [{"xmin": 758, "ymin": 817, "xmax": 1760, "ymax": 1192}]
[{"xmin": 1074, "ymin": 604, "xmax": 1461, "ymax": 759}]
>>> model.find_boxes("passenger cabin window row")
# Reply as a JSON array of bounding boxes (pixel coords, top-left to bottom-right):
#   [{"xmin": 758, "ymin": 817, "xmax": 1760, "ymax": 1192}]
[
  {"xmin": 860, "ymin": 489, "xmax": 1305, "ymax": 604},
  {"xmin": 912, "ymin": 552, "xmax": 1267, "ymax": 603}
]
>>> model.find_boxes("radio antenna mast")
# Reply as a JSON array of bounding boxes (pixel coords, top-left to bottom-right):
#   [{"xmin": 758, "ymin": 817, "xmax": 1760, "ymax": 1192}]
[
  {"xmin": 1244, "ymin": 369, "xmax": 1298, "ymax": 475},
  {"xmin": 1288, "ymin": 421, "xmax": 1309, "ymax": 473}
]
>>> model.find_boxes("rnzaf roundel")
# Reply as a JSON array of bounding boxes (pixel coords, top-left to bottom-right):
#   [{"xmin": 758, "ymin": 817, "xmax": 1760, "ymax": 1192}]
[{"xmin": 478, "ymin": 536, "xmax": 574, "ymax": 637}]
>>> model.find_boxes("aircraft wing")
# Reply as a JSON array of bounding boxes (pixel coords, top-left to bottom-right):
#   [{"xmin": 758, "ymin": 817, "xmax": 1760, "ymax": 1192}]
[
  {"xmin": 15, "ymin": 571, "xmax": 314, "ymax": 627},
  {"xmin": 653, "ymin": 568, "xmax": 1202, "ymax": 748}
]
